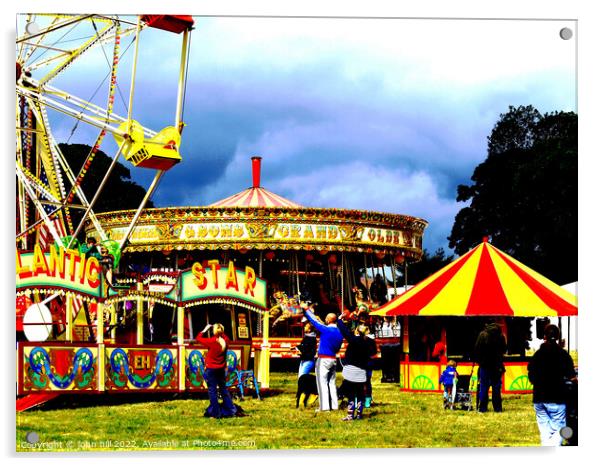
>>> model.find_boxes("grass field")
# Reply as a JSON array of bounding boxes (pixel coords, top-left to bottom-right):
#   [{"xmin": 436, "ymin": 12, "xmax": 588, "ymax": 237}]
[{"xmin": 16, "ymin": 371, "xmax": 541, "ymax": 451}]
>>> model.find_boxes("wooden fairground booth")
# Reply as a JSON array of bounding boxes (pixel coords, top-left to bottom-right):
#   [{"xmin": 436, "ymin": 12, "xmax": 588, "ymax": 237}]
[
  {"xmin": 371, "ymin": 238, "xmax": 578, "ymax": 394},
  {"xmin": 82, "ymin": 157, "xmax": 428, "ymax": 371},
  {"xmin": 16, "ymin": 245, "xmax": 267, "ymax": 402}
]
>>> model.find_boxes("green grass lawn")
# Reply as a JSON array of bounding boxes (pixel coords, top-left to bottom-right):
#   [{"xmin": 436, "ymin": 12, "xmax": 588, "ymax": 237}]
[{"xmin": 16, "ymin": 371, "xmax": 540, "ymax": 451}]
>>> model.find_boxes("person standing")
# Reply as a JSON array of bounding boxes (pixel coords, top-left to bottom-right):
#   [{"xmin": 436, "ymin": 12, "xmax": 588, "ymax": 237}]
[
  {"xmin": 432, "ymin": 329, "xmax": 448, "ymax": 365},
  {"xmin": 528, "ymin": 324, "xmax": 576, "ymax": 446},
  {"xmin": 98, "ymin": 245, "xmax": 114, "ymax": 285},
  {"xmin": 364, "ymin": 329, "xmax": 378, "ymax": 408},
  {"xmin": 369, "ymin": 274, "xmax": 388, "ymax": 305},
  {"xmin": 302, "ymin": 303, "xmax": 343, "ymax": 411},
  {"xmin": 296, "ymin": 323, "xmax": 317, "ymax": 377},
  {"xmin": 336, "ymin": 321, "xmax": 374, "ymax": 420},
  {"xmin": 195, "ymin": 323, "xmax": 238, "ymax": 418},
  {"xmin": 473, "ymin": 320, "xmax": 507, "ymax": 412}
]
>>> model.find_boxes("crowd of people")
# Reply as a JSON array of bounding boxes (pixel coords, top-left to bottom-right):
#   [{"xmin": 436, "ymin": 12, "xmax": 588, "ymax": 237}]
[
  {"xmin": 302, "ymin": 303, "xmax": 377, "ymax": 420},
  {"xmin": 192, "ymin": 286, "xmax": 577, "ymax": 443}
]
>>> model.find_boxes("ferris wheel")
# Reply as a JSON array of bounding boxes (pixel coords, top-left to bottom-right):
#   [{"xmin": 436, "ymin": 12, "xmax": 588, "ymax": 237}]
[{"xmin": 16, "ymin": 14, "xmax": 194, "ymax": 254}]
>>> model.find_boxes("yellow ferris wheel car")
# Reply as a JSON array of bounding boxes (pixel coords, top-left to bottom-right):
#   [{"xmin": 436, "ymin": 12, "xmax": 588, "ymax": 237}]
[{"xmin": 114, "ymin": 120, "xmax": 182, "ymax": 170}]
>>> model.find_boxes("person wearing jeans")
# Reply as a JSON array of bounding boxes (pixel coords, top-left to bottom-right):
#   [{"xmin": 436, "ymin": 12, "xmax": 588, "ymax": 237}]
[
  {"xmin": 528, "ymin": 324, "xmax": 576, "ymax": 446},
  {"xmin": 477, "ymin": 366, "xmax": 503, "ymax": 412},
  {"xmin": 303, "ymin": 304, "xmax": 343, "ymax": 411},
  {"xmin": 195, "ymin": 323, "xmax": 237, "ymax": 418},
  {"xmin": 473, "ymin": 320, "xmax": 507, "ymax": 412},
  {"xmin": 296, "ymin": 323, "xmax": 317, "ymax": 378}
]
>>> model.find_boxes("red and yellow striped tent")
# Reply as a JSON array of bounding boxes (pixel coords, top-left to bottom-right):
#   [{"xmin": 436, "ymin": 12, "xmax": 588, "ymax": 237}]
[{"xmin": 371, "ymin": 239, "xmax": 577, "ymax": 317}]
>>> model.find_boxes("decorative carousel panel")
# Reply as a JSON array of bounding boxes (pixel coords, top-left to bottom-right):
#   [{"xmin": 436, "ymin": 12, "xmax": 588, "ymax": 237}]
[
  {"xmin": 504, "ymin": 363, "xmax": 533, "ymax": 393},
  {"xmin": 184, "ymin": 347, "xmax": 242, "ymax": 391},
  {"xmin": 408, "ymin": 363, "xmax": 439, "ymax": 392},
  {"xmin": 20, "ymin": 344, "xmax": 98, "ymax": 392},
  {"xmin": 105, "ymin": 346, "xmax": 178, "ymax": 391},
  {"xmin": 88, "ymin": 207, "xmax": 427, "ymax": 258}
]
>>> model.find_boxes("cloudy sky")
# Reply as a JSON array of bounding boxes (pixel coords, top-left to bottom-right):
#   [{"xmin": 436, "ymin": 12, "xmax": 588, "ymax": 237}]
[{"xmin": 19, "ymin": 13, "xmax": 576, "ymax": 255}]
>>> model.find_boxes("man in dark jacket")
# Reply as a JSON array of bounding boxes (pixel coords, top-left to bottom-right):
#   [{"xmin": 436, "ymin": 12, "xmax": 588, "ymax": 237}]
[
  {"xmin": 528, "ymin": 324, "xmax": 576, "ymax": 446},
  {"xmin": 473, "ymin": 321, "xmax": 507, "ymax": 412}
]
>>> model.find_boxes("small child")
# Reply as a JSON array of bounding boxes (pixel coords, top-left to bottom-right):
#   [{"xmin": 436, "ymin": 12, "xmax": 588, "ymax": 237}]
[{"xmin": 439, "ymin": 359, "xmax": 458, "ymax": 409}]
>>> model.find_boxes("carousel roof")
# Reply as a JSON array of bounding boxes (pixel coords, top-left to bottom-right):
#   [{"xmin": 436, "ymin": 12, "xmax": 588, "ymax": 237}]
[
  {"xmin": 371, "ymin": 238, "xmax": 578, "ymax": 317},
  {"xmin": 88, "ymin": 156, "xmax": 428, "ymax": 256},
  {"xmin": 208, "ymin": 157, "xmax": 303, "ymax": 208}
]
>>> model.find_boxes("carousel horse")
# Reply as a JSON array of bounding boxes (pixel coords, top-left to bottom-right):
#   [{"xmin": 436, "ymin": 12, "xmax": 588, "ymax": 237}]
[
  {"xmin": 346, "ymin": 287, "xmax": 379, "ymax": 326},
  {"xmin": 272, "ymin": 295, "xmax": 305, "ymax": 327},
  {"xmin": 268, "ymin": 291, "xmax": 289, "ymax": 319}
]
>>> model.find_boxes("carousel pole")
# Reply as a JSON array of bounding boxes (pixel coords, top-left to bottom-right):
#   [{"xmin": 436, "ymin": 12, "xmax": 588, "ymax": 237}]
[
  {"xmin": 403, "ymin": 260, "xmax": 410, "ymax": 362},
  {"xmin": 390, "ymin": 254, "xmax": 398, "ymax": 297},
  {"xmin": 96, "ymin": 301, "xmax": 105, "ymax": 391},
  {"xmin": 295, "ymin": 252, "xmax": 300, "ymax": 298},
  {"xmin": 136, "ymin": 282, "xmax": 144, "ymax": 345},
  {"xmin": 341, "ymin": 252, "xmax": 345, "ymax": 313},
  {"xmin": 109, "ymin": 303, "xmax": 116, "ymax": 344},
  {"xmin": 380, "ymin": 262, "xmax": 387, "ymax": 292},
  {"xmin": 255, "ymin": 249, "xmax": 270, "ymax": 388},
  {"xmin": 363, "ymin": 254, "xmax": 372, "ymax": 301},
  {"xmin": 177, "ymin": 303, "xmax": 186, "ymax": 391},
  {"xmin": 66, "ymin": 294, "xmax": 73, "ymax": 342}
]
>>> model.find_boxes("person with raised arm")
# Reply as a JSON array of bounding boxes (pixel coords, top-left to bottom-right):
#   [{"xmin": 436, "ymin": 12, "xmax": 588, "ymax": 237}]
[{"xmin": 302, "ymin": 303, "xmax": 343, "ymax": 411}]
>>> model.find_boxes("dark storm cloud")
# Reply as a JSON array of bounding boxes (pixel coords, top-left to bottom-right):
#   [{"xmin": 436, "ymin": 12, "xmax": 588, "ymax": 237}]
[{"xmin": 45, "ymin": 16, "xmax": 575, "ymax": 254}]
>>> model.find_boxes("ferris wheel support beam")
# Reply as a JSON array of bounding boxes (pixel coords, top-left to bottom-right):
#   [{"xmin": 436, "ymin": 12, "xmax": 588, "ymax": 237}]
[
  {"xmin": 118, "ymin": 170, "xmax": 165, "ymax": 251},
  {"xmin": 22, "ymin": 97, "xmax": 109, "ymax": 242},
  {"xmin": 67, "ymin": 140, "xmax": 131, "ymax": 247},
  {"xmin": 174, "ymin": 27, "xmax": 191, "ymax": 132},
  {"xmin": 16, "ymin": 167, "xmax": 64, "ymax": 247},
  {"xmin": 16, "ymin": 14, "xmax": 96, "ymax": 44},
  {"xmin": 18, "ymin": 89, "xmax": 130, "ymax": 139}
]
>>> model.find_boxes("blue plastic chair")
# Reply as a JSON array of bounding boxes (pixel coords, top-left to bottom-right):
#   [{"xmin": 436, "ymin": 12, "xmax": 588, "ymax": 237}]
[{"xmin": 225, "ymin": 349, "xmax": 261, "ymax": 400}]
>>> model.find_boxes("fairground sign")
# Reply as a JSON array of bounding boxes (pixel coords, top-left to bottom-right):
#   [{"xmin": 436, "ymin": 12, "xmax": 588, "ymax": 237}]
[
  {"xmin": 16, "ymin": 244, "xmax": 102, "ymax": 298},
  {"xmin": 181, "ymin": 260, "xmax": 266, "ymax": 309}
]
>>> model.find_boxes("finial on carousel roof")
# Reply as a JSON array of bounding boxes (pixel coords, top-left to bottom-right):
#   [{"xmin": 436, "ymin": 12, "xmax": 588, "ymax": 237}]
[
  {"xmin": 482, "ymin": 235, "xmax": 490, "ymax": 243},
  {"xmin": 251, "ymin": 156, "xmax": 262, "ymax": 188}
]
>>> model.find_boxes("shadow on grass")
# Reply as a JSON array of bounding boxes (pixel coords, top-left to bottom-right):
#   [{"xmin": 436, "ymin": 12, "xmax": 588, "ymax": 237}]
[{"xmin": 21, "ymin": 388, "xmax": 284, "ymax": 412}]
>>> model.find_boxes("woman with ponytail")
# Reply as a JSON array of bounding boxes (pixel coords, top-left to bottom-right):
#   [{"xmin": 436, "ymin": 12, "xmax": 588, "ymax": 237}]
[{"xmin": 195, "ymin": 323, "xmax": 238, "ymax": 418}]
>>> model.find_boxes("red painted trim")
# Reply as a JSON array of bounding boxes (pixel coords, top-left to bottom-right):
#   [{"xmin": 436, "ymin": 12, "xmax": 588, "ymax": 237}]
[
  {"xmin": 495, "ymin": 250, "xmax": 578, "ymax": 316},
  {"xmin": 385, "ymin": 247, "xmax": 477, "ymax": 315},
  {"xmin": 465, "ymin": 245, "xmax": 513, "ymax": 315}
]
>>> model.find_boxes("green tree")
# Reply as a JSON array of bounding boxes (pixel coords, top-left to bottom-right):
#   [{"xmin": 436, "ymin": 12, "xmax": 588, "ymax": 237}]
[
  {"xmin": 59, "ymin": 143, "xmax": 154, "ymax": 231},
  {"xmin": 448, "ymin": 105, "xmax": 577, "ymax": 284}
]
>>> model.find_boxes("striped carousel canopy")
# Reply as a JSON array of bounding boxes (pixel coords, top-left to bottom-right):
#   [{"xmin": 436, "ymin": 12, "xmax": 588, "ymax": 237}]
[
  {"xmin": 208, "ymin": 157, "xmax": 303, "ymax": 208},
  {"xmin": 371, "ymin": 238, "xmax": 578, "ymax": 317}
]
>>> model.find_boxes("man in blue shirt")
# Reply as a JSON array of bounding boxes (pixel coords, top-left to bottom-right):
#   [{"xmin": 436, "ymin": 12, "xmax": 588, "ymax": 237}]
[{"xmin": 302, "ymin": 303, "xmax": 343, "ymax": 411}]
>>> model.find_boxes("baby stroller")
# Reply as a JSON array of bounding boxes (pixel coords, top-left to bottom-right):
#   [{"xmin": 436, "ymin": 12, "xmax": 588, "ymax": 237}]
[{"xmin": 444, "ymin": 366, "xmax": 476, "ymax": 411}]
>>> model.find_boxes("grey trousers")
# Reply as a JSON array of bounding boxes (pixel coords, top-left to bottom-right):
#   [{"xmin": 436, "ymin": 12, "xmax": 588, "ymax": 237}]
[{"xmin": 315, "ymin": 357, "xmax": 338, "ymax": 411}]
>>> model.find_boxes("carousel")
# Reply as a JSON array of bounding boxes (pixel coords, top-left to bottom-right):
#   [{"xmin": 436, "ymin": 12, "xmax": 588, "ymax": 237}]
[{"xmin": 83, "ymin": 156, "xmax": 428, "ymax": 381}]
